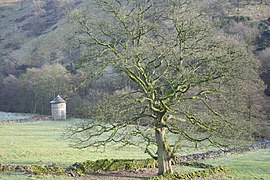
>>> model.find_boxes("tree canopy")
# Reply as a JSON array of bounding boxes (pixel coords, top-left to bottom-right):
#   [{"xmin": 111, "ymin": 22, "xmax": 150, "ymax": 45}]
[{"xmin": 66, "ymin": 0, "xmax": 263, "ymax": 174}]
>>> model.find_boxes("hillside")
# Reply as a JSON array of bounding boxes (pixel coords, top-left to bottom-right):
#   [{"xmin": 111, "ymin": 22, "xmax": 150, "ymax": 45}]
[
  {"xmin": 0, "ymin": 1, "xmax": 270, "ymax": 179},
  {"xmin": 0, "ymin": 0, "xmax": 270, "ymax": 70},
  {"xmin": 0, "ymin": 0, "xmax": 84, "ymax": 72},
  {"xmin": 0, "ymin": 0, "xmax": 270, "ymax": 136}
]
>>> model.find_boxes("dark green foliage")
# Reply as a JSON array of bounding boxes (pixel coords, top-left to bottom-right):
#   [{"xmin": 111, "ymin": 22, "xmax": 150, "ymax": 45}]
[
  {"xmin": 256, "ymin": 30, "xmax": 270, "ymax": 50},
  {"xmin": 226, "ymin": 16, "xmax": 251, "ymax": 23},
  {"xmin": 258, "ymin": 21, "xmax": 269, "ymax": 31},
  {"xmin": 256, "ymin": 19, "xmax": 270, "ymax": 50}
]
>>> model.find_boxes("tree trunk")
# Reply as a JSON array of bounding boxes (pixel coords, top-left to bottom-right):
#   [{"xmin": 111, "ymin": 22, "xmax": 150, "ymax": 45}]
[{"xmin": 155, "ymin": 127, "xmax": 173, "ymax": 175}]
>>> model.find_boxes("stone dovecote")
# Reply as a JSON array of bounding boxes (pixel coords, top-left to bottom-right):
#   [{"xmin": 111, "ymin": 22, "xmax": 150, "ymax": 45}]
[{"xmin": 50, "ymin": 95, "xmax": 66, "ymax": 120}]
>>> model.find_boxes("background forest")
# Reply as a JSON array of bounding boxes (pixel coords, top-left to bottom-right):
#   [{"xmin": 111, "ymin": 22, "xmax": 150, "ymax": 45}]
[{"xmin": 0, "ymin": 0, "xmax": 270, "ymax": 138}]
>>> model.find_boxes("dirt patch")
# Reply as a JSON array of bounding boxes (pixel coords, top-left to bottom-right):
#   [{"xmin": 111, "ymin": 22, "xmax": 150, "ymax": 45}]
[{"xmin": 84, "ymin": 168, "xmax": 158, "ymax": 180}]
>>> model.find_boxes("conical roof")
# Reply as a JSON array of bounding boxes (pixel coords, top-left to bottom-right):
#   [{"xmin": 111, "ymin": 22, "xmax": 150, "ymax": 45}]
[{"xmin": 50, "ymin": 95, "xmax": 66, "ymax": 104}]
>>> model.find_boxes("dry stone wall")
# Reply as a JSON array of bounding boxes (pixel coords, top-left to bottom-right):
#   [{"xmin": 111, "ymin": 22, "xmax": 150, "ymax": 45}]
[{"xmin": 174, "ymin": 141, "xmax": 270, "ymax": 163}]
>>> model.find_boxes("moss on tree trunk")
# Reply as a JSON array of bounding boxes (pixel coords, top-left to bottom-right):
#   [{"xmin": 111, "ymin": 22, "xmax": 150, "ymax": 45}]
[{"xmin": 155, "ymin": 127, "xmax": 173, "ymax": 175}]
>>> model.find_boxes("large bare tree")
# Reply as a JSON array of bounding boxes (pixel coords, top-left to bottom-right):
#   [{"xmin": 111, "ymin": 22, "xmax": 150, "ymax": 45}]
[{"xmin": 66, "ymin": 0, "xmax": 261, "ymax": 174}]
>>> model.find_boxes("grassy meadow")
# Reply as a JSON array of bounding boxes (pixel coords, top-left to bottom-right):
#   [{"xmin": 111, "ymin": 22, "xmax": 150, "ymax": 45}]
[
  {"xmin": 0, "ymin": 117, "xmax": 250, "ymax": 165},
  {"xmin": 0, "ymin": 119, "xmax": 150, "ymax": 166},
  {"xmin": 0, "ymin": 113, "xmax": 269, "ymax": 179},
  {"xmin": 202, "ymin": 149, "xmax": 270, "ymax": 179}
]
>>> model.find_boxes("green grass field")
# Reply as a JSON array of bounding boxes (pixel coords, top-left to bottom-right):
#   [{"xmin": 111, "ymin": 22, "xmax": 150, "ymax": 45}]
[
  {"xmin": 1, "ymin": 149, "xmax": 269, "ymax": 179},
  {"xmin": 0, "ymin": 119, "xmax": 150, "ymax": 166},
  {"xmin": 0, "ymin": 115, "xmax": 269, "ymax": 179},
  {"xmin": 0, "ymin": 118, "xmax": 252, "ymax": 165},
  {"xmin": 202, "ymin": 148, "xmax": 270, "ymax": 179}
]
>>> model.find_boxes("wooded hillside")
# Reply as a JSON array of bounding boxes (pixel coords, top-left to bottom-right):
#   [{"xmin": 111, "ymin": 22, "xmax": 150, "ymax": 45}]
[{"xmin": 0, "ymin": 0, "xmax": 270, "ymax": 138}]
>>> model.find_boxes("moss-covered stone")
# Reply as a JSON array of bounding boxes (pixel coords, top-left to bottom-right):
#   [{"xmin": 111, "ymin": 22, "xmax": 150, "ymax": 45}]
[
  {"xmin": 149, "ymin": 164, "xmax": 229, "ymax": 180},
  {"xmin": 69, "ymin": 158, "xmax": 157, "ymax": 175},
  {"xmin": 0, "ymin": 165, "xmax": 15, "ymax": 172},
  {"xmin": 30, "ymin": 164, "xmax": 65, "ymax": 175}
]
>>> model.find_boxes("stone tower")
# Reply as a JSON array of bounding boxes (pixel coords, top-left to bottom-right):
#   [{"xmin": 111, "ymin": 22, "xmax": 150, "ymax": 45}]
[{"xmin": 50, "ymin": 95, "xmax": 66, "ymax": 120}]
